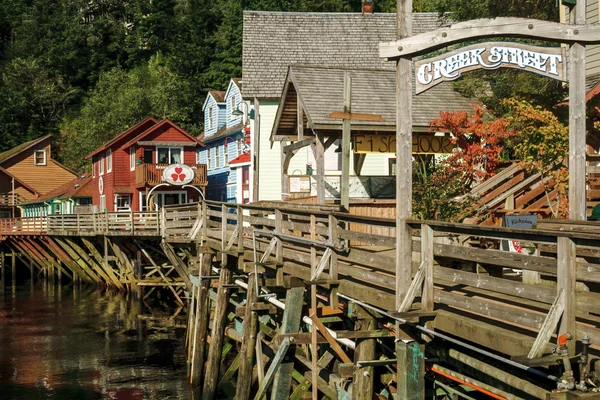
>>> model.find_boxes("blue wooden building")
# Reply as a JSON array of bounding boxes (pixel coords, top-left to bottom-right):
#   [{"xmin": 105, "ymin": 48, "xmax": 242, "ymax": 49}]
[{"xmin": 199, "ymin": 79, "xmax": 251, "ymax": 203}]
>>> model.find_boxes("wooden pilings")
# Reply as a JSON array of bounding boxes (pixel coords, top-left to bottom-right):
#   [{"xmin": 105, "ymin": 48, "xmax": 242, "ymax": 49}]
[
  {"xmin": 201, "ymin": 262, "xmax": 232, "ymax": 400},
  {"xmin": 190, "ymin": 249, "xmax": 213, "ymax": 388},
  {"xmin": 235, "ymin": 272, "xmax": 259, "ymax": 399}
]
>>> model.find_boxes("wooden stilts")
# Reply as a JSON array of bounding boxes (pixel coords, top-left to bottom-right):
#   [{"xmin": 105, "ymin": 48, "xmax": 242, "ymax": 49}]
[
  {"xmin": 270, "ymin": 286, "xmax": 305, "ymax": 399},
  {"xmin": 82, "ymin": 238, "xmax": 123, "ymax": 290},
  {"xmin": 1, "ymin": 251, "xmax": 5, "ymax": 292},
  {"xmin": 190, "ymin": 250, "xmax": 213, "ymax": 388},
  {"xmin": 309, "ymin": 214, "xmax": 318, "ymax": 400},
  {"xmin": 201, "ymin": 262, "xmax": 232, "ymax": 400},
  {"xmin": 235, "ymin": 273, "xmax": 259, "ymax": 399},
  {"xmin": 353, "ymin": 318, "xmax": 376, "ymax": 399},
  {"xmin": 396, "ymin": 341, "xmax": 425, "ymax": 400}
]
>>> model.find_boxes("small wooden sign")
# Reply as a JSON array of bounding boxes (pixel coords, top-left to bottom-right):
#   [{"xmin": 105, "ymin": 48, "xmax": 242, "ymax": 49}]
[
  {"xmin": 353, "ymin": 133, "xmax": 453, "ymax": 154},
  {"xmin": 414, "ymin": 42, "xmax": 567, "ymax": 94}
]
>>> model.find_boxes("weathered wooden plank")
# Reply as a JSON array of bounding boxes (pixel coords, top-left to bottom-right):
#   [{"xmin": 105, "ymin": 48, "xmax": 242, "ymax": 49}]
[
  {"xmin": 201, "ymin": 265, "xmax": 232, "ymax": 400},
  {"xmin": 191, "ymin": 251, "xmax": 213, "ymax": 388},
  {"xmin": 380, "ymin": 18, "xmax": 600, "ymax": 59},
  {"xmin": 557, "ymin": 236, "xmax": 576, "ymax": 355},
  {"xmin": 528, "ymin": 289, "xmax": 564, "ymax": 359},
  {"xmin": 310, "ymin": 315, "xmax": 352, "ymax": 364},
  {"xmin": 396, "ymin": 341, "xmax": 424, "ymax": 400},
  {"xmin": 253, "ymin": 338, "xmax": 291, "ymax": 400},
  {"xmin": 353, "ymin": 318, "xmax": 376, "ymax": 399},
  {"xmin": 270, "ymin": 286, "xmax": 305, "ymax": 400}
]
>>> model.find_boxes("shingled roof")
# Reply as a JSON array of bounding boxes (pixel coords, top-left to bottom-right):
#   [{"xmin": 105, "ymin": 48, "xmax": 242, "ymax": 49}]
[
  {"xmin": 272, "ymin": 66, "xmax": 478, "ymax": 139},
  {"xmin": 243, "ymin": 11, "xmax": 449, "ymax": 99}
]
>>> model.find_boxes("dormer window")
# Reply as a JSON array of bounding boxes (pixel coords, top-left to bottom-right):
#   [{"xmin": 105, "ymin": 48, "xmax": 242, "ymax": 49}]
[
  {"xmin": 208, "ymin": 105, "xmax": 214, "ymax": 130},
  {"xmin": 34, "ymin": 150, "xmax": 46, "ymax": 166}
]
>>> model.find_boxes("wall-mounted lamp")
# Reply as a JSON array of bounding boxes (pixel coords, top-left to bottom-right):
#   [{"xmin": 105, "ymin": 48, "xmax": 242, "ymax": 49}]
[{"xmin": 232, "ymin": 102, "xmax": 255, "ymax": 121}]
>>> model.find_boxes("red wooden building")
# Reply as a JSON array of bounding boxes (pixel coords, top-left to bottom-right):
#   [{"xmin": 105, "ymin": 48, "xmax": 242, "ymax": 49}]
[{"xmin": 87, "ymin": 118, "xmax": 207, "ymax": 212}]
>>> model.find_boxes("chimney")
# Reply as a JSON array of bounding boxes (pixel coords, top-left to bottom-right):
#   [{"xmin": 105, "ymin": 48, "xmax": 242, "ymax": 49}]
[{"xmin": 362, "ymin": 0, "xmax": 374, "ymax": 14}]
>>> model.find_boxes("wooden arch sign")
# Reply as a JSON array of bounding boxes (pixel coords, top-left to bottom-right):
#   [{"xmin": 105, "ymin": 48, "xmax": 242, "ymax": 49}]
[{"xmin": 414, "ymin": 42, "xmax": 567, "ymax": 94}]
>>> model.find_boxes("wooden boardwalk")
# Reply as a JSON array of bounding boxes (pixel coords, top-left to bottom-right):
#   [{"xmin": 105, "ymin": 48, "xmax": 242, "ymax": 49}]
[{"xmin": 1, "ymin": 201, "xmax": 600, "ymax": 399}]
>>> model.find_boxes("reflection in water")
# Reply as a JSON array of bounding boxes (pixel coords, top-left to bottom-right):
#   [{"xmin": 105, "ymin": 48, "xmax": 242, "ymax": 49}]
[{"xmin": 0, "ymin": 284, "xmax": 190, "ymax": 399}]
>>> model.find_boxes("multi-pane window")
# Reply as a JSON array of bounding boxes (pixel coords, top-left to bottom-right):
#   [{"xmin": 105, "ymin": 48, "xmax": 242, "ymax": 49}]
[
  {"xmin": 106, "ymin": 149, "xmax": 112, "ymax": 172},
  {"xmin": 230, "ymin": 96, "xmax": 236, "ymax": 119},
  {"xmin": 99, "ymin": 155, "xmax": 104, "ymax": 175},
  {"xmin": 34, "ymin": 150, "xmax": 46, "ymax": 165},
  {"xmin": 130, "ymin": 147, "xmax": 135, "ymax": 170},
  {"xmin": 157, "ymin": 147, "xmax": 182, "ymax": 164},
  {"xmin": 215, "ymin": 147, "xmax": 221, "ymax": 168}
]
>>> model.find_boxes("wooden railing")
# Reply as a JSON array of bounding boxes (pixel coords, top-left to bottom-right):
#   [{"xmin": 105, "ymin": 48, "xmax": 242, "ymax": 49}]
[
  {"xmin": 0, "ymin": 212, "xmax": 160, "ymax": 236},
  {"xmin": 0, "ymin": 193, "xmax": 27, "ymax": 207},
  {"xmin": 160, "ymin": 200, "xmax": 600, "ymax": 360},
  {"xmin": 135, "ymin": 163, "xmax": 208, "ymax": 187}
]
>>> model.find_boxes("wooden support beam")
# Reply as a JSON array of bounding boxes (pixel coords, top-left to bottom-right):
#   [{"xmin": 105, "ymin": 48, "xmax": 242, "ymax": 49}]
[
  {"xmin": 310, "ymin": 314, "xmax": 352, "ymax": 364},
  {"xmin": 64, "ymin": 238, "xmax": 115, "ymax": 288},
  {"xmin": 353, "ymin": 153, "xmax": 366, "ymax": 176},
  {"xmin": 11, "ymin": 249, "xmax": 15, "ymax": 286},
  {"xmin": 396, "ymin": 341, "xmax": 425, "ymax": 400},
  {"xmin": 283, "ymin": 137, "xmax": 316, "ymax": 154},
  {"xmin": 395, "ymin": 0, "xmax": 413, "ymax": 311},
  {"xmin": 44, "ymin": 237, "xmax": 95, "ymax": 284},
  {"xmin": 397, "ymin": 261, "xmax": 425, "ymax": 313},
  {"xmin": 54, "ymin": 237, "xmax": 103, "ymax": 286},
  {"xmin": 314, "ymin": 133, "xmax": 326, "ymax": 204},
  {"xmin": 81, "ymin": 238, "xmax": 123, "ymax": 290},
  {"xmin": 253, "ymin": 337, "xmax": 291, "ymax": 400},
  {"xmin": 12, "ymin": 239, "xmax": 47, "ymax": 274},
  {"xmin": 557, "ymin": 236, "xmax": 576, "ymax": 355},
  {"xmin": 160, "ymin": 242, "xmax": 193, "ymax": 289},
  {"xmin": 235, "ymin": 273, "xmax": 260, "ymax": 399},
  {"xmin": 354, "ymin": 318, "xmax": 376, "ymax": 399},
  {"xmin": 421, "ymin": 224, "xmax": 434, "ymax": 312},
  {"xmin": 271, "ymin": 286, "xmax": 305, "ymax": 399},
  {"xmin": 191, "ymin": 250, "xmax": 213, "ymax": 388},
  {"xmin": 528, "ymin": 289, "xmax": 565, "ymax": 359},
  {"xmin": 201, "ymin": 264, "xmax": 232, "ymax": 400},
  {"xmin": 340, "ymin": 72, "xmax": 351, "ymax": 211}
]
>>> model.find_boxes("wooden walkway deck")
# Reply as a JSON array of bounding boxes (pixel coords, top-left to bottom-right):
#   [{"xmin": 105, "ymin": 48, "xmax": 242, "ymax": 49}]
[{"xmin": 1, "ymin": 201, "xmax": 599, "ymax": 398}]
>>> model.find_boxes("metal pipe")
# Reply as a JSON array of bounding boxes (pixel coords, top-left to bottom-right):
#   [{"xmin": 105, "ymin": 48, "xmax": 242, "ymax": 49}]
[
  {"xmin": 578, "ymin": 334, "xmax": 590, "ymax": 391},
  {"xmin": 557, "ymin": 332, "xmax": 575, "ymax": 390},
  {"xmin": 336, "ymin": 293, "xmax": 559, "ymax": 382},
  {"xmin": 215, "ymin": 267, "xmax": 356, "ymax": 349},
  {"xmin": 431, "ymin": 365, "xmax": 519, "ymax": 400}
]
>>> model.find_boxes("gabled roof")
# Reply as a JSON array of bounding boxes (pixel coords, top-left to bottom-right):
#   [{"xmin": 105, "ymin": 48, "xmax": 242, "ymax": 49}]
[
  {"xmin": 203, "ymin": 90, "xmax": 227, "ymax": 110},
  {"xmin": 200, "ymin": 122, "xmax": 244, "ymax": 144},
  {"xmin": 86, "ymin": 117, "xmax": 158, "ymax": 159},
  {"xmin": 0, "ymin": 134, "xmax": 52, "ymax": 165},
  {"xmin": 272, "ymin": 65, "xmax": 478, "ymax": 140},
  {"xmin": 20, "ymin": 176, "xmax": 92, "ymax": 205},
  {"xmin": 123, "ymin": 119, "xmax": 205, "ymax": 149},
  {"xmin": 243, "ymin": 11, "xmax": 449, "ymax": 98},
  {"xmin": 225, "ymin": 79, "xmax": 242, "ymax": 100},
  {"xmin": 0, "ymin": 167, "xmax": 39, "ymax": 196}
]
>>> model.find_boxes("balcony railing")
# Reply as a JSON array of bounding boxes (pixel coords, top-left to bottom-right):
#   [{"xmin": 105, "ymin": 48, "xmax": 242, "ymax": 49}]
[
  {"xmin": 135, "ymin": 163, "xmax": 208, "ymax": 187},
  {"xmin": 0, "ymin": 193, "xmax": 27, "ymax": 207}
]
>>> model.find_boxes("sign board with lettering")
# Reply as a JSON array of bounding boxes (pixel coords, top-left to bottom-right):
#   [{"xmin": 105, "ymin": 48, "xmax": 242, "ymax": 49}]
[
  {"xmin": 289, "ymin": 176, "xmax": 311, "ymax": 193},
  {"xmin": 502, "ymin": 214, "xmax": 538, "ymax": 254},
  {"xmin": 414, "ymin": 42, "xmax": 567, "ymax": 94},
  {"xmin": 353, "ymin": 133, "xmax": 453, "ymax": 154}
]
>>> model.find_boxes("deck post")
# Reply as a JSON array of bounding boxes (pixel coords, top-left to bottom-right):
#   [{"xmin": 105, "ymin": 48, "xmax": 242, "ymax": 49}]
[
  {"xmin": 569, "ymin": 0, "xmax": 587, "ymax": 221},
  {"xmin": 191, "ymin": 248, "xmax": 213, "ymax": 388},
  {"xmin": 340, "ymin": 72, "xmax": 351, "ymax": 211},
  {"xmin": 316, "ymin": 133, "xmax": 326, "ymax": 204},
  {"xmin": 201, "ymin": 261, "xmax": 232, "ymax": 400},
  {"xmin": 557, "ymin": 236, "xmax": 576, "ymax": 355},
  {"xmin": 270, "ymin": 286, "xmax": 305, "ymax": 399},
  {"xmin": 235, "ymin": 273, "xmax": 259, "ymax": 399},
  {"xmin": 396, "ymin": 341, "xmax": 425, "ymax": 400}
]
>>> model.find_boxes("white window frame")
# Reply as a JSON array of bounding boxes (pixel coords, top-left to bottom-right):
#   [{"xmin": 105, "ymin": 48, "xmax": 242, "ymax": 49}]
[
  {"xmin": 92, "ymin": 158, "xmax": 96, "ymax": 178},
  {"xmin": 237, "ymin": 139, "xmax": 244, "ymax": 156},
  {"xmin": 215, "ymin": 146, "xmax": 221, "ymax": 169},
  {"xmin": 196, "ymin": 148, "xmax": 201, "ymax": 164},
  {"xmin": 206, "ymin": 149, "xmax": 211, "ymax": 170},
  {"xmin": 230, "ymin": 96, "xmax": 236, "ymax": 119},
  {"xmin": 115, "ymin": 194, "xmax": 131, "ymax": 212},
  {"xmin": 100, "ymin": 195, "xmax": 106, "ymax": 211},
  {"xmin": 106, "ymin": 149, "xmax": 112, "ymax": 172},
  {"xmin": 156, "ymin": 147, "xmax": 184, "ymax": 165},
  {"xmin": 130, "ymin": 147, "xmax": 135, "ymax": 171},
  {"xmin": 99, "ymin": 155, "xmax": 104, "ymax": 175},
  {"xmin": 208, "ymin": 105, "xmax": 214, "ymax": 130},
  {"xmin": 34, "ymin": 150, "xmax": 47, "ymax": 166},
  {"xmin": 224, "ymin": 144, "xmax": 229, "ymax": 164}
]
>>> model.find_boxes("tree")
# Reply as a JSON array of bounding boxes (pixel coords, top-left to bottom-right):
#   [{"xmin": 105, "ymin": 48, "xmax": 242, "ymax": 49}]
[{"xmin": 504, "ymin": 98, "xmax": 569, "ymax": 217}]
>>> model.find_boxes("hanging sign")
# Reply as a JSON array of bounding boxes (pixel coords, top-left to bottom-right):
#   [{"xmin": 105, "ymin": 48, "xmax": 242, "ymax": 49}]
[
  {"xmin": 353, "ymin": 133, "xmax": 453, "ymax": 154},
  {"xmin": 414, "ymin": 42, "xmax": 567, "ymax": 94},
  {"xmin": 162, "ymin": 164, "xmax": 195, "ymax": 185}
]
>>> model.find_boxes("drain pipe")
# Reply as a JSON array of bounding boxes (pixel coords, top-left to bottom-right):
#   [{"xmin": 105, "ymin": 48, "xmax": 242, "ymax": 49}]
[
  {"xmin": 578, "ymin": 334, "xmax": 591, "ymax": 392},
  {"xmin": 556, "ymin": 333, "xmax": 575, "ymax": 391}
]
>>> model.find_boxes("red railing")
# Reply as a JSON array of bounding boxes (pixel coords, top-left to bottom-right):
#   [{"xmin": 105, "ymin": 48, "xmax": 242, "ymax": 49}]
[{"xmin": 135, "ymin": 163, "xmax": 208, "ymax": 187}]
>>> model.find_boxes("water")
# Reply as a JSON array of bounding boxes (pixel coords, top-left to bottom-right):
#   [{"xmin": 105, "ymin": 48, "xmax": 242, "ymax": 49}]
[{"xmin": 0, "ymin": 284, "xmax": 190, "ymax": 400}]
